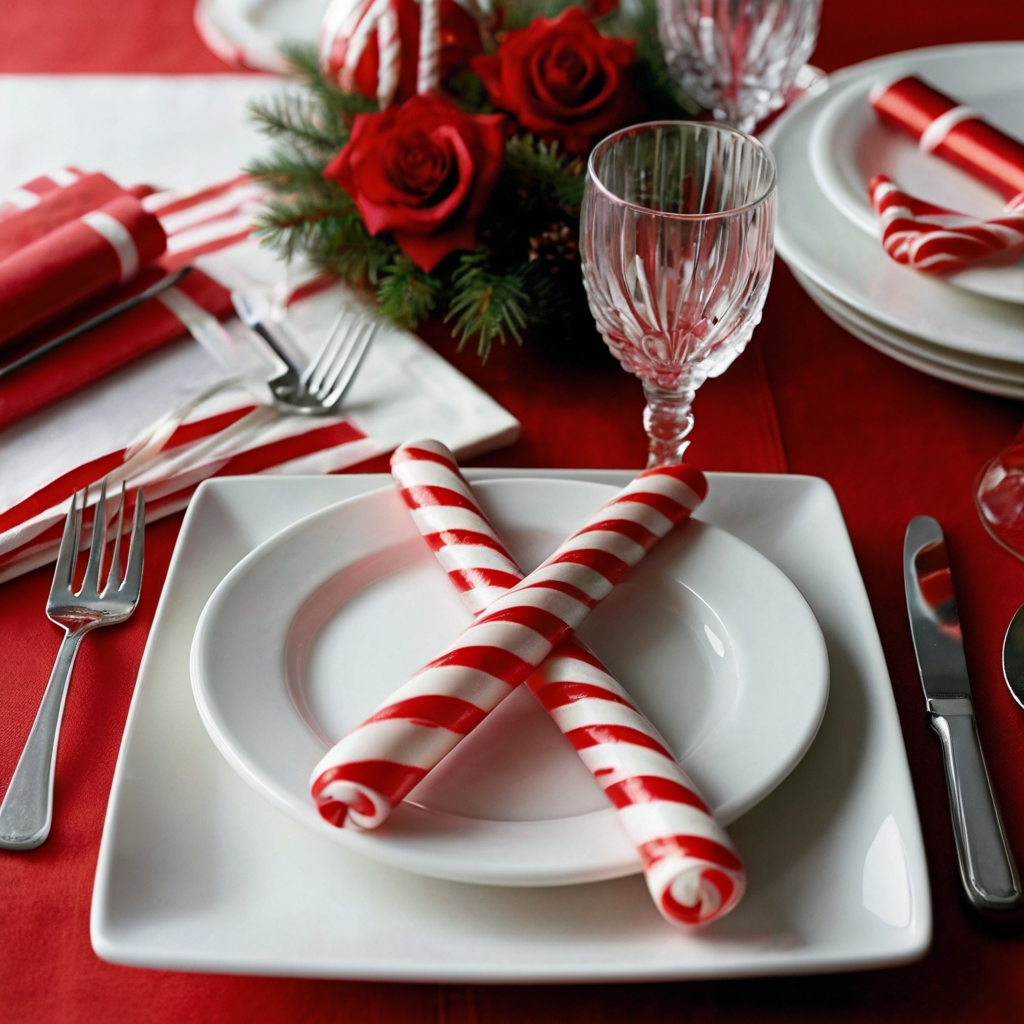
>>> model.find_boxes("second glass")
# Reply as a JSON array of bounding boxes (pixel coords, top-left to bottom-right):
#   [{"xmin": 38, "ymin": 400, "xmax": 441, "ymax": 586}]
[
  {"xmin": 657, "ymin": 0, "xmax": 822, "ymax": 132},
  {"xmin": 580, "ymin": 121, "xmax": 777, "ymax": 467}
]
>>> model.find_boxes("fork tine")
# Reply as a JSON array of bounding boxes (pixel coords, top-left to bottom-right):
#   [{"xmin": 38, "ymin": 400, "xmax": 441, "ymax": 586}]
[
  {"xmin": 119, "ymin": 489, "xmax": 145, "ymax": 599},
  {"xmin": 81, "ymin": 479, "xmax": 108, "ymax": 595},
  {"xmin": 301, "ymin": 307, "xmax": 350, "ymax": 392},
  {"xmin": 314, "ymin": 315, "xmax": 369, "ymax": 395},
  {"xmin": 319, "ymin": 317, "xmax": 378, "ymax": 408},
  {"xmin": 50, "ymin": 491, "xmax": 82, "ymax": 598},
  {"xmin": 102, "ymin": 482, "xmax": 127, "ymax": 596}
]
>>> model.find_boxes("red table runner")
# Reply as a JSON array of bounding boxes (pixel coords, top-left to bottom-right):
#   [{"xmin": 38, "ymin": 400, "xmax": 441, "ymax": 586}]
[{"xmin": 2, "ymin": 2, "xmax": 1024, "ymax": 1021}]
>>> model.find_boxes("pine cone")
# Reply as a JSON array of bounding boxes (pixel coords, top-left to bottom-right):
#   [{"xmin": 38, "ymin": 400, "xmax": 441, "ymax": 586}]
[{"xmin": 528, "ymin": 221, "xmax": 579, "ymax": 273}]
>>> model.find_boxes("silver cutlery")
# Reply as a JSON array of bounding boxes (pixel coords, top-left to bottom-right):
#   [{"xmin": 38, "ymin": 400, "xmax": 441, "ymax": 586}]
[
  {"xmin": 0, "ymin": 483, "xmax": 145, "ymax": 850},
  {"xmin": 231, "ymin": 292, "xmax": 381, "ymax": 415},
  {"xmin": 904, "ymin": 516, "xmax": 1022, "ymax": 913},
  {"xmin": 0, "ymin": 266, "xmax": 192, "ymax": 382}
]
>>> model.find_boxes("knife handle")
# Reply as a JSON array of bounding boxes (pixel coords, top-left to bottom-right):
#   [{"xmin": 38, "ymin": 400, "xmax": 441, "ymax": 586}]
[{"xmin": 929, "ymin": 698, "xmax": 1022, "ymax": 913}]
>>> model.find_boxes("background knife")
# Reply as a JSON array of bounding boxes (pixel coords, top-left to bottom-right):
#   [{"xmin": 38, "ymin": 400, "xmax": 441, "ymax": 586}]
[{"xmin": 904, "ymin": 515, "xmax": 1022, "ymax": 914}]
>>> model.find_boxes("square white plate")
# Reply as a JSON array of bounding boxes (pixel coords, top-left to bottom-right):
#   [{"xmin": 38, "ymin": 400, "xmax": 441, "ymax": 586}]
[{"xmin": 91, "ymin": 471, "xmax": 931, "ymax": 981}]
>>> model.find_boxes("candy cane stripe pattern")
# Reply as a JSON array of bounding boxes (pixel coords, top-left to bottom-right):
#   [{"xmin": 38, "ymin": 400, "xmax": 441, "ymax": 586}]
[
  {"xmin": 311, "ymin": 453, "xmax": 705, "ymax": 840},
  {"xmin": 870, "ymin": 174, "xmax": 1024, "ymax": 274},
  {"xmin": 383, "ymin": 439, "xmax": 744, "ymax": 926}
]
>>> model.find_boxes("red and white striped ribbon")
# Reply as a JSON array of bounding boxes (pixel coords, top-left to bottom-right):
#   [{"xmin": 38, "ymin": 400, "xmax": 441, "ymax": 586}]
[
  {"xmin": 310, "ymin": 456, "xmax": 713, "ymax": 895},
  {"xmin": 144, "ymin": 174, "xmax": 264, "ymax": 266},
  {"xmin": 388, "ymin": 439, "xmax": 743, "ymax": 926},
  {"xmin": 869, "ymin": 174, "xmax": 1024, "ymax": 274},
  {"xmin": 0, "ymin": 381, "xmax": 387, "ymax": 584}
]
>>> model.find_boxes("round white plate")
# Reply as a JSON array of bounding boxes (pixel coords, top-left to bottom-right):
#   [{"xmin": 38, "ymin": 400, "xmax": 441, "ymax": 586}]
[
  {"xmin": 794, "ymin": 269, "xmax": 1024, "ymax": 400},
  {"xmin": 192, "ymin": 477, "xmax": 829, "ymax": 887},
  {"xmin": 808, "ymin": 48, "xmax": 1024, "ymax": 304},
  {"xmin": 762, "ymin": 44, "xmax": 1024, "ymax": 373}
]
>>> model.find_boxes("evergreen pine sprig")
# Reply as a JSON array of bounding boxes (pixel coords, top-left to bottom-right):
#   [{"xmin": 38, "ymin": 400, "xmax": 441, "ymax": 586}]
[
  {"xmin": 377, "ymin": 256, "xmax": 443, "ymax": 328},
  {"xmin": 248, "ymin": 92, "xmax": 349, "ymax": 155},
  {"xmin": 504, "ymin": 135, "xmax": 586, "ymax": 214},
  {"xmin": 446, "ymin": 253, "xmax": 539, "ymax": 356}
]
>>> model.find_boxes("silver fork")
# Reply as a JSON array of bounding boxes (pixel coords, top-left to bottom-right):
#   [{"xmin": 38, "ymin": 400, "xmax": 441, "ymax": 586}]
[
  {"xmin": 231, "ymin": 294, "xmax": 381, "ymax": 415},
  {"xmin": 0, "ymin": 483, "xmax": 145, "ymax": 850}
]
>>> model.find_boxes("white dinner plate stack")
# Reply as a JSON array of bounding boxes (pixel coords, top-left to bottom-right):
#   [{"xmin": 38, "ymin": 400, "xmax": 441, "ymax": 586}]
[{"xmin": 762, "ymin": 43, "xmax": 1024, "ymax": 399}]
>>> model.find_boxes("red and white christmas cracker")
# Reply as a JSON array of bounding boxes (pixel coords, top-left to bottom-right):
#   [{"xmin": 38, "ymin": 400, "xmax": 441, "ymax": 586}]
[
  {"xmin": 869, "ymin": 174, "xmax": 1024, "ymax": 274},
  {"xmin": 389, "ymin": 439, "xmax": 743, "ymax": 926},
  {"xmin": 868, "ymin": 75, "xmax": 1024, "ymax": 272},
  {"xmin": 0, "ymin": 168, "xmax": 268, "ymax": 429},
  {"xmin": 871, "ymin": 75, "xmax": 1024, "ymax": 202}
]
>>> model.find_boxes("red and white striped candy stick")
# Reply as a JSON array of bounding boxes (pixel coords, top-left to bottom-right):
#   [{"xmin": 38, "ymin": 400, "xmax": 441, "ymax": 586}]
[
  {"xmin": 869, "ymin": 174, "xmax": 1024, "ymax": 274},
  {"xmin": 311, "ymin": 456, "xmax": 703, "ymax": 837},
  {"xmin": 388, "ymin": 440, "xmax": 743, "ymax": 926}
]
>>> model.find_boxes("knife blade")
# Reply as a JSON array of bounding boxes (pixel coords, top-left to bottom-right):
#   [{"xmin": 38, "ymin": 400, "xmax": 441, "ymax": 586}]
[
  {"xmin": 904, "ymin": 516, "xmax": 1022, "ymax": 914},
  {"xmin": 0, "ymin": 266, "xmax": 192, "ymax": 382}
]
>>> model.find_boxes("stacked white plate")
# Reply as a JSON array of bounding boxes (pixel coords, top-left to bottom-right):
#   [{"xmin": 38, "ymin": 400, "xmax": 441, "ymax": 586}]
[{"xmin": 762, "ymin": 43, "xmax": 1024, "ymax": 399}]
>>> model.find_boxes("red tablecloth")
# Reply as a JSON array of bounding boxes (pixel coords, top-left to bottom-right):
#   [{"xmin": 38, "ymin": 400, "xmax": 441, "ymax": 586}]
[{"xmin": 2, "ymin": 3, "xmax": 1024, "ymax": 1021}]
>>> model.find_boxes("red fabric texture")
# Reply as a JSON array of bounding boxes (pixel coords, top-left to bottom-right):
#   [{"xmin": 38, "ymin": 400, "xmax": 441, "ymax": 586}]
[
  {"xmin": 0, "ymin": 194, "xmax": 167, "ymax": 347},
  {"xmin": 3, "ymin": 2, "xmax": 1024, "ymax": 1023},
  {"xmin": 0, "ymin": 173, "xmax": 127, "ymax": 260},
  {"xmin": 0, "ymin": 266, "xmax": 233, "ymax": 431}
]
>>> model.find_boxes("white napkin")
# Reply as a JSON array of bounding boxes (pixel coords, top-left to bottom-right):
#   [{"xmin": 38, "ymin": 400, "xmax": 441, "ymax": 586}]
[{"xmin": 0, "ymin": 239, "xmax": 519, "ymax": 583}]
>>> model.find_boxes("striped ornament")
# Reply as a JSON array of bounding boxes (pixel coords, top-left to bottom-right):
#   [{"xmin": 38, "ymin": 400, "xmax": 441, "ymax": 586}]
[
  {"xmin": 320, "ymin": 0, "xmax": 405, "ymax": 108},
  {"xmin": 388, "ymin": 440, "xmax": 743, "ymax": 926},
  {"xmin": 870, "ymin": 174, "xmax": 1024, "ymax": 274}
]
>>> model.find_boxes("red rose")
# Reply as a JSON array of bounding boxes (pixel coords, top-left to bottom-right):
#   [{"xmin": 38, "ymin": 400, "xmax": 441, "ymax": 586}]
[
  {"xmin": 324, "ymin": 95, "xmax": 507, "ymax": 272},
  {"xmin": 323, "ymin": 0, "xmax": 484, "ymax": 106},
  {"xmin": 472, "ymin": 7, "xmax": 640, "ymax": 153}
]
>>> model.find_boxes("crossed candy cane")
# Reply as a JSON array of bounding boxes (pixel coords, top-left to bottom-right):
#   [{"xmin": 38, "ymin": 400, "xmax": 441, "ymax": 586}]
[{"xmin": 311, "ymin": 441, "xmax": 745, "ymax": 926}]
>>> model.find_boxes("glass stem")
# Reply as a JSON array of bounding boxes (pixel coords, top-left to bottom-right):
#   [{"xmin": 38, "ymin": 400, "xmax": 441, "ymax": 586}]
[{"xmin": 643, "ymin": 383, "xmax": 695, "ymax": 467}]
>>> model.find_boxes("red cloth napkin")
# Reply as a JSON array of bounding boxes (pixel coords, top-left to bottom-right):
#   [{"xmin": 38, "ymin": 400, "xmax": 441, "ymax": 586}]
[
  {"xmin": 0, "ymin": 193, "xmax": 167, "ymax": 347},
  {"xmin": 0, "ymin": 166, "xmax": 85, "ymax": 219},
  {"xmin": 0, "ymin": 172, "xmax": 128, "ymax": 260},
  {"xmin": 0, "ymin": 169, "xmax": 254, "ymax": 430},
  {"xmin": 0, "ymin": 266, "xmax": 233, "ymax": 431},
  {"xmin": 871, "ymin": 75, "xmax": 1024, "ymax": 202}
]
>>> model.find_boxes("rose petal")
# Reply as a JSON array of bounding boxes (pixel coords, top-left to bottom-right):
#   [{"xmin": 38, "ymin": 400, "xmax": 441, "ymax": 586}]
[{"xmin": 393, "ymin": 218, "xmax": 478, "ymax": 272}]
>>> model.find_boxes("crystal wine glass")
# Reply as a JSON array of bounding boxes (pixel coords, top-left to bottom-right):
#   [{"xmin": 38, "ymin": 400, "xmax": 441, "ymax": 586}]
[
  {"xmin": 976, "ymin": 442, "xmax": 1024, "ymax": 559},
  {"xmin": 580, "ymin": 121, "xmax": 777, "ymax": 466},
  {"xmin": 657, "ymin": 0, "xmax": 822, "ymax": 132}
]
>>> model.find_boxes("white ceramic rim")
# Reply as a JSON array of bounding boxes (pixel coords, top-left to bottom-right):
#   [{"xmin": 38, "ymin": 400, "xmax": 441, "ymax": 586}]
[{"xmin": 795, "ymin": 269, "xmax": 1024, "ymax": 399}]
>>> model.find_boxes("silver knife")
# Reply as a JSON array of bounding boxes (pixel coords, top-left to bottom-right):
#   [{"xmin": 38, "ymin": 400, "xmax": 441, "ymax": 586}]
[{"xmin": 904, "ymin": 516, "xmax": 1022, "ymax": 914}]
